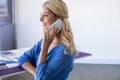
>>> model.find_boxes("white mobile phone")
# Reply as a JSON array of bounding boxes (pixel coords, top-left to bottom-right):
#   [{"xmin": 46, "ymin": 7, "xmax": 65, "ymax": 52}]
[{"xmin": 48, "ymin": 19, "xmax": 63, "ymax": 33}]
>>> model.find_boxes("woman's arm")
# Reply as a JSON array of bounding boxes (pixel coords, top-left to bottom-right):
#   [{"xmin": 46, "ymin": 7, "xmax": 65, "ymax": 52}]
[
  {"xmin": 22, "ymin": 62, "xmax": 36, "ymax": 77},
  {"xmin": 38, "ymin": 28, "xmax": 57, "ymax": 64},
  {"xmin": 38, "ymin": 47, "xmax": 48, "ymax": 64},
  {"xmin": 18, "ymin": 40, "xmax": 42, "ymax": 78}
]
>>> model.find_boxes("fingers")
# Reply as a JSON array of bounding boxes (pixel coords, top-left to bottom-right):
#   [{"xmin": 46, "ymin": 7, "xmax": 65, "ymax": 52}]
[
  {"xmin": 43, "ymin": 26, "xmax": 58, "ymax": 40},
  {"xmin": 52, "ymin": 26, "xmax": 58, "ymax": 34},
  {"xmin": 46, "ymin": 29, "xmax": 49, "ymax": 39},
  {"xmin": 42, "ymin": 27, "xmax": 58, "ymax": 47},
  {"xmin": 44, "ymin": 28, "xmax": 48, "ymax": 39}
]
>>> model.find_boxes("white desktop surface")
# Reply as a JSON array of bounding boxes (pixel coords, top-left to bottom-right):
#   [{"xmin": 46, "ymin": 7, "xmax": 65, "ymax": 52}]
[{"xmin": 74, "ymin": 56, "xmax": 120, "ymax": 65}]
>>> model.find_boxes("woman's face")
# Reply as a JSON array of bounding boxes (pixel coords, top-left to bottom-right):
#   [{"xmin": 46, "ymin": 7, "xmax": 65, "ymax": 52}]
[{"xmin": 40, "ymin": 7, "xmax": 57, "ymax": 29}]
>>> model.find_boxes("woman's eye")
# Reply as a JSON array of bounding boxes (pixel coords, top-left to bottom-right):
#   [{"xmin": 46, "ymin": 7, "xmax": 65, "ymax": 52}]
[
  {"xmin": 40, "ymin": 13, "xmax": 49, "ymax": 17},
  {"xmin": 44, "ymin": 15, "xmax": 48, "ymax": 17},
  {"xmin": 42, "ymin": 14, "xmax": 48, "ymax": 17}
]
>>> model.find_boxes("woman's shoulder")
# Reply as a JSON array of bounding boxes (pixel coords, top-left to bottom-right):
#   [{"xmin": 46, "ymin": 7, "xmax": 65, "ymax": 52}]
[
  {"xmin": 53, "ymin": 43, "xmax": 75, "ymax": 56},
  {"xmin": 54, "ymin": 43, "xmax": 66, "ymax": 51},
  {"xmin": 28, "ymin": 39, "xmax": 42, "ymax": 52},
  {"xmin": 33, "ymin": 39, "xmax": 43, "ymax": 48}
]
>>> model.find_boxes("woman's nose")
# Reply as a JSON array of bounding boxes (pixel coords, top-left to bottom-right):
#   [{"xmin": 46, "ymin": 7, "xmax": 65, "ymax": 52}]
[{"xmin": 40, "ymin": 16, "xmax": 43, "ymax": 21}]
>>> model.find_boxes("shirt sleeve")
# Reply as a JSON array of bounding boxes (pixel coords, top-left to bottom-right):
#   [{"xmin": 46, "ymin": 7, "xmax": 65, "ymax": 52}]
[
  {"xmin": 18, "ymin": 40, "xmax": 42, "ymax": 67},
  {"xmin": 35, "ymin": 50, "xmax": 74, "ymax": 80}
]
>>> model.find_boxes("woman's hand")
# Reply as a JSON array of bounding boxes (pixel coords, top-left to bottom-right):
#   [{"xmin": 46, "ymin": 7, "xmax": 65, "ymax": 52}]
[
  {"xmin": 41, "ymin": 26, "xmax": 58, "ymax": 49},
  {"xmin": 38, "ymin": 27, "xmax": 58, "ymax": 64}
]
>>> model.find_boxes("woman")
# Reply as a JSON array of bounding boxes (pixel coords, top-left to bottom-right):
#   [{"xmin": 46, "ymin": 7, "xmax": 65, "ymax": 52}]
[{"xmin": 18, "ymin": 0, "xmax": 78, "ymax": 80}]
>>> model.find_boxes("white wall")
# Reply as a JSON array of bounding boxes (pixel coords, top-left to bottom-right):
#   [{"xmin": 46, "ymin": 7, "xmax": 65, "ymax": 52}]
[
  {"xmin": 15, "ymin": 0, "xmax": 120, "ymax": 61},
  {"xmin": 14, "ymin": 0, "xmax": 44, "ymax": 48},
  {"xmin": 64, "ymin": 0, "xmax": 120, "ymax": 60}
]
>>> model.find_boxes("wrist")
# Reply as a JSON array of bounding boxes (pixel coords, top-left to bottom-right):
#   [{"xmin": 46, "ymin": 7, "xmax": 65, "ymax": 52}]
[{"xmin": 41, "ymin": 46, "xmax": 49, "ymax": 51}]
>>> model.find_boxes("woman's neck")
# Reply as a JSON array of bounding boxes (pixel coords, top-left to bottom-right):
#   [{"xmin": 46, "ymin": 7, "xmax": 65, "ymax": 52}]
[{"xmin": 52, "ymin": 37, "xmax": 61, "ymax": 45}]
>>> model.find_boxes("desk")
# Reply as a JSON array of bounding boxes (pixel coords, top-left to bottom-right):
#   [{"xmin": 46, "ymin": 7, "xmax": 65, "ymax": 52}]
[
  {"xmin": 0, "ymin": 48, "xmax": 30, "ymax": 79},
  {"xmin": 0, "ymin": 48, "xmax": 91, "ymax": 80},
  {"xmin": 0, "ymin": 67, "xmax": 25, "ymax": 80}
]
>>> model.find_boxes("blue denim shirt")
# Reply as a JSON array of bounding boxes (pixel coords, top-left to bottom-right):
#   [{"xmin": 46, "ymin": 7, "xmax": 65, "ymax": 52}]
[{"xmin": 18, "ymin": 40, "xmax": 74, "ymax": 80}]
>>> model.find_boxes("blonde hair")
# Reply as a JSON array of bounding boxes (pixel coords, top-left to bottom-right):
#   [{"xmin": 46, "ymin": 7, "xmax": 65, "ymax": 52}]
[{"xmin": 43, "ymin": 0, "xmax": 78, "ymax": 55}]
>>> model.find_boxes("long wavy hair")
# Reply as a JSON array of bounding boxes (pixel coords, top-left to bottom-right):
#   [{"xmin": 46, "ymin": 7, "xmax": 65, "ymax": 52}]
[{"xmin": 43, "ymin": 0, "xmax": 78, "ymax": 55}]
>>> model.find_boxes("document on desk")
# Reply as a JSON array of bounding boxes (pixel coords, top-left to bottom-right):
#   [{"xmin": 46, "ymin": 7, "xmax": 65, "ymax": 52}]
[
  {"xmin": 0, "ymin": 49, "xmax": 26, "ymax": 70},
  {"xmin": 0, "ymin": 48, "xmax": 30, "ymax": 70},
  {"xmin": 0, "ymin": 56, "xmax": 8, "ymax": 70},
  {"xmin": 0, "ymin": 56, "xmax": 18, "ymax": 70},
  {"xmin": 0, "ymin": 51, "xmax": 17, "ymax": 62},
  {"xmin": 0, "ymin": 49, "xmax": 27, "ymax": 62}
]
